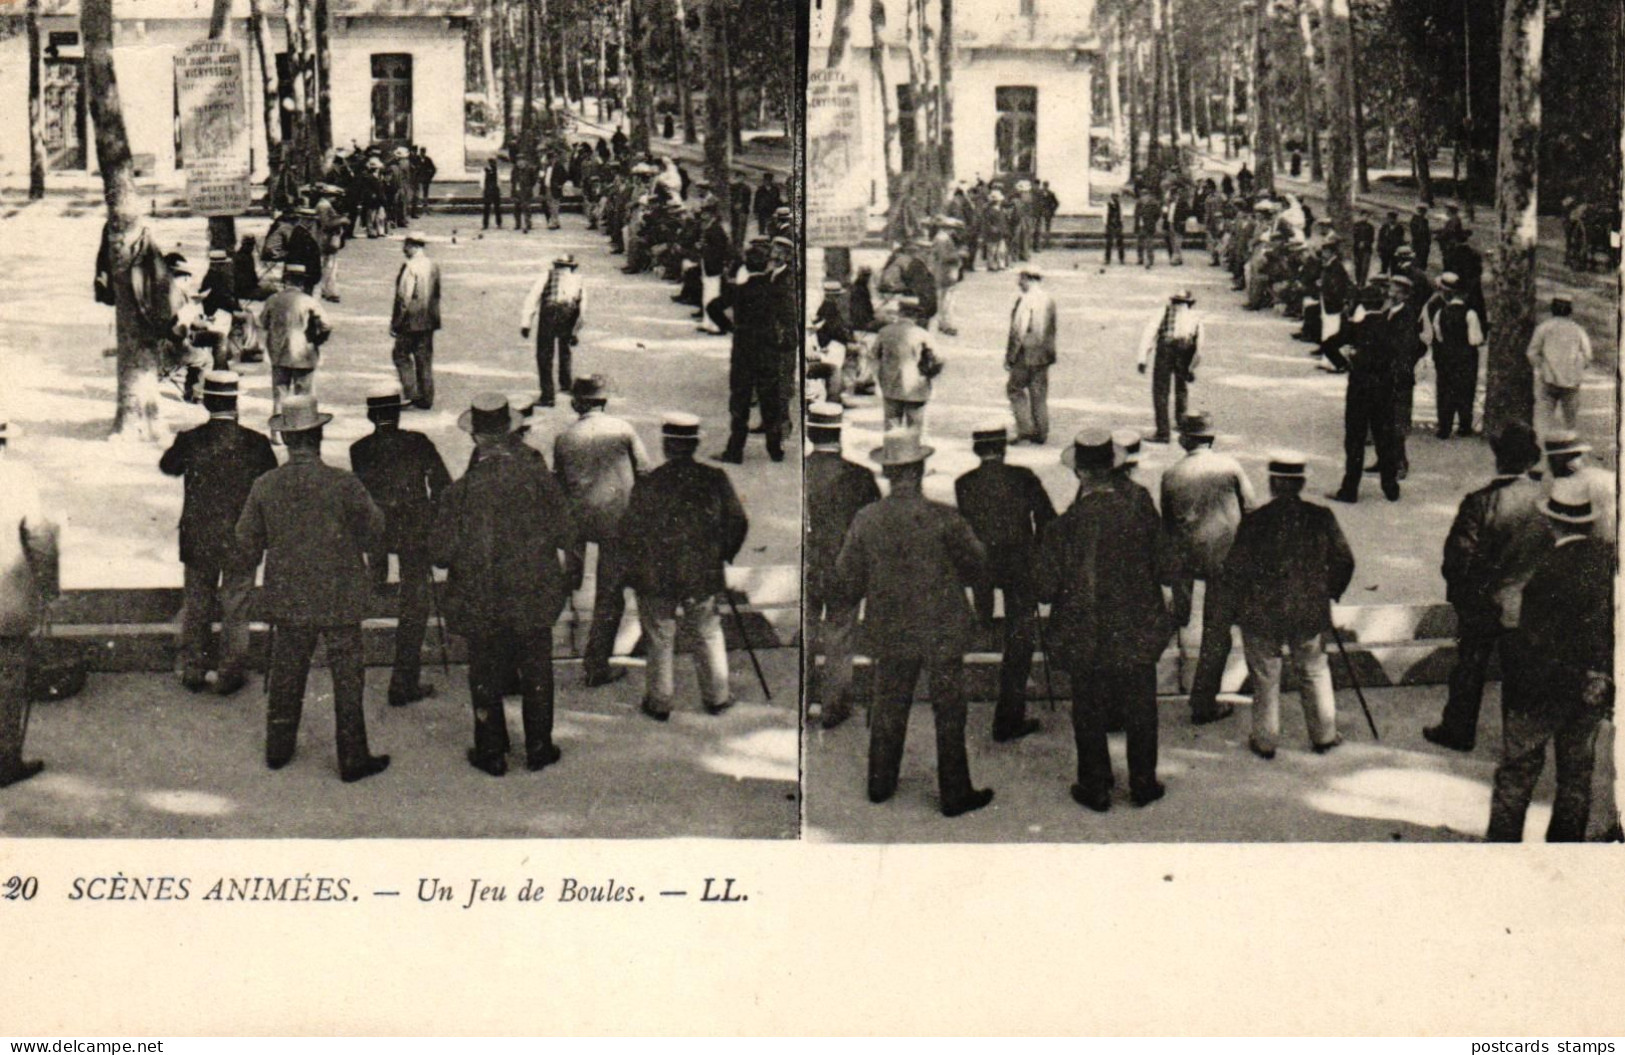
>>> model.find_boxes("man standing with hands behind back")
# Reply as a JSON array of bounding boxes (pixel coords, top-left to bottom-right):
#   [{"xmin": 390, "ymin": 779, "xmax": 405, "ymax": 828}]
[
  {"xmin": 391, "ymin": 231, "xmax": 442, "ymax": 411},
  {"xmin": 1006, "ymin": 264, "xmax": 1058, "ymax": 446}
]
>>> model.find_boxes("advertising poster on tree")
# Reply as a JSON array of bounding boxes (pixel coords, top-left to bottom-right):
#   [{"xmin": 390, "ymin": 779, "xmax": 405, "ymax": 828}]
[
  {"xmin": 807, "ymin": 68, "xmax": 866, "ymax": 247},
  {"xmin": 174, "ymin": 40, "xmax": 250, "ymax": 216}
]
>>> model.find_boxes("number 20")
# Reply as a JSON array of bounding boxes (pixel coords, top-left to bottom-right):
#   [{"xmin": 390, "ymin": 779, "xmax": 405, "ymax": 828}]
[{"xmin": 3, "ymin": 876, "xmax": 38, "ymax": 901}]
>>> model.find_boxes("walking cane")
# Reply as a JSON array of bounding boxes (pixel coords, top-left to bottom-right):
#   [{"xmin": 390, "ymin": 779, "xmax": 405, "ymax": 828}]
[
  {"xmin": 1033, "ymin": 602, "xmax": 1057, "ymax": 712},
  {"xmin": 426, "ymin": 568, "xmax": 451, "ymax": 678},
  {"xmin": 723, "ymin": 586, "xmax": 772, "ymax": 701},
  {"xmin": 262, "ymin": 622, "xmax": 275, "ymax": 694},
  {"xmin": 1329, "ymin": 624, "xmax": 1380, "ymax": 741}
]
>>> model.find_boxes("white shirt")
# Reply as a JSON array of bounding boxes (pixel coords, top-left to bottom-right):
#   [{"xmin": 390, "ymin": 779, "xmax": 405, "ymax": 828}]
[
  {"xmin": 1137, "ymin": 304, "xmax": 1204, "ymax": 369},
  {"xmin": 1526, "ymin": 316, "xmax": 1594, "ymax": 389},
  {"xmin": 520, "ymin": 269, "xmax": 587, "ymax": 333}
]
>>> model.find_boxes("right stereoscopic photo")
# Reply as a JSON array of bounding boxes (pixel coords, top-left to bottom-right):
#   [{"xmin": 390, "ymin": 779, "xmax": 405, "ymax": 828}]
[{"xmin": 801, "ymin": 0, "xmax": 1621, "ymax": 842}]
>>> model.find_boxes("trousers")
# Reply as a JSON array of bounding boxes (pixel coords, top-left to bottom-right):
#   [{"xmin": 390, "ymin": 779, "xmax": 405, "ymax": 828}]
[
  {"xmin": 1434, "ymin": 347, "xmax": 1479, "ymax": 435},
  {"xmin": 1488, "ymin": 638, "xmax": 1602, "ymax": 842},
  {"xmin": 265, "ymin": 624, "xmax": 373, "ymax": 773},
  {"xmin": 1536, "ymin": 383, "xmax": 1581, "ymax": 434},
  {"xmin": 1172, "ymin": 576, "xmax": 1235, "ymax": 715},
  {"xmin": 535, "ymin": 327, "xmax": 575, "ymax": 404},
  {"xmin": 393, "ymin": 331, "xmax": 435, "ymax": 408},
  {"xmin": 1339, "ymin": 379, "xmax": 1400, "ymax": 498},
  {"xmin": 180, "ymin": 560, "xmax": 254, "ymax": 680},
  {"xmin": 1151, "ymin": 347, "xmax": 1189, "ymax": 440},
  {"xmin": 482, "ymin": 192, "xmax": 503, "ymax": 228},
  {"xmin": 1104, "ymin": 227, "xmax": 1125, "ymax": 263},
  {"xmin": 581, "ymin": 538, "xmax": 630, "ymax": 681},
  {"xmin": 868, "ymin": 651, "xmax": 976, "ymax": 810},
  {"xmin": 636, "ymin": 592, "xmax": 729, "ymax": 713},
  {"xmin": 270, "ymin": 365, "xmax": 315, "ymax": 422},
  {"xmin": 973, "ymin": 579, "xmax": 1037, "ymax": 736},
  {"xmin": 466, "ymin": 625, "xmax": 556, "ymax": 764},
  {"xmin": 1242, "ymin": 630, "xmax": 1338, "ymax": 750},
  {"xmin": 371, "ymin": 546, "xmax": 432, "ymax": 698},
  {"xmin": 808, "ymin": 586, "xmax": 858, "ymax": 714},
  {"xmin": 1069, "ymin": 663, "xmax": 1159, "ymax": 796},
  {"xmin": 728, "ymin": 358, "xmax": 786, "ymax": 452},
  {"xmin": 1008, "ymin": 363, "xmax": 1050, "ymax": 444},
  {"xmin": 1436, "ymin": 613, "xmax": 1505, "ymax": 748}
]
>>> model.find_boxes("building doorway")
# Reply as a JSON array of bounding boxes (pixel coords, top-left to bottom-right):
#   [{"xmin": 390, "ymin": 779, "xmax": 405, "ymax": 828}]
[
  {"xmin": 42, "ymin": 56, "xmax": 87, "ymax": 171},
  {"xmin": 371, "ymin": 54, "xmax": 413, "ymax": 145},
  {"xmin": 994, "ymin": 86, "xmax": 1037, "ymax": 177}
]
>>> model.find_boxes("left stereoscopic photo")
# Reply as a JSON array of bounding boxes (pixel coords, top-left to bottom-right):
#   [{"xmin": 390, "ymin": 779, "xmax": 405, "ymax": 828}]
[{"xmin": 0, "ymin": 0, "xmax": 801, "ymax": 838}]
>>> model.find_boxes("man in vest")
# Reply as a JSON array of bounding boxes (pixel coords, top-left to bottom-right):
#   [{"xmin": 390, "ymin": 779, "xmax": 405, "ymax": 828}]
[
  {"xmin": 159, "ymin": 371, "xmax": 278, "ymax": 695},
  {"xmin": 520, "ymin": 254, "xmax": 586, "ymax": 411},
  {"xmin": 1137, "ymin": 289, "xmax": 1203, "ymax": 444},
  {"xmin": 1421, "ymin": 272, "xmax": 1485, "ymax": 438}
]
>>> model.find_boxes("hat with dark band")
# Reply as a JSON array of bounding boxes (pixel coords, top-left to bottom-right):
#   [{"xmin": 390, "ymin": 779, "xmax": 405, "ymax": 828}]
[
  {"xmin": 457, "ymin": 393, "xmax": 525, "ymax": 436},
  {"xmin": 1178, "ymin": 412, "xmax": 1214, "ymax": 440},
  {"xmin": 404, "ymin": 230, "xmax": 427, "ymax": 245},
  {"xmin": 207, "ymin": 248, "xmax": 229, "ymax": 262},
  {"xmin": 808, "ymin": 402, "xmax": 844, "ymax": 440},
  {"xmin": 1390, "ymin": 274, "xmax": 1414, "ymax": 290},
  {"xmin": 821, "ymin": 279, "xmax": 844, "ymax": 293},
  {"xmin": 570, "ymin": 375, "xmax": 609, "ymax": 403},
  {"xmin": 1543, "ymin": 430, "xmax": 1591, "ymax": 457},
  {"xmin": 1267, "ymin": 450, "xmax": 1308, "ymax": 478},
  {"xmin": 870, "ymin": 428, "xmax": 934, "ymax": 466},
  {"xmin": 283, "ymin": 262, "xmax": 307, "ymax": 277},
  {"xmin": 366, "ymin": 384, "xmax": 409, "ymax": 412},
  {"xmin": 1111, "ymin": 427, "xmax": 1143, "ymax": 467},
  {"xmin": 661, "ymin": 412, "xmax": 703, "ymax": 444},
  {"xmin": 554, "ymin": 254, "xmax": 579, "ymax": 268},
  {"xmin": 972, "ymin": 422, "xmax": 1011, "ymax": 448},
  {"xmin": 1062, "ymin": 428, "xmax": 1115, "ymax": 471},
  {"xmin": 269, "ymin": 394, "xmax": 332, "ymax": 433},
  {"xmin": 1541, "ymin": 477, "xmax": 1597, "ymax": 524},
  {"xmin": 201, "ymin": 370, "xmax": 241, "ymax": 399},
  {"xmin": 1439, "ymin": 271, "xmax": 1460, "ymax": 291},
  {"xmin": 1395, "ymin": 245, "xmax": 1415, "ymax": 259}
]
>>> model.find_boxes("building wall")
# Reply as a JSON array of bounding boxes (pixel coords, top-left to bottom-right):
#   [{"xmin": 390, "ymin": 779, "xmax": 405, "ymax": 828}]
[{"xmin": 0, "ymin": 15, "xmax": 466, "ymax": 190}]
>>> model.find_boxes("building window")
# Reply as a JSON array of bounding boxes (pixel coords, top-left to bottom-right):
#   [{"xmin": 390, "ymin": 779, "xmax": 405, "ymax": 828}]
[
  {"xmin": 371, "ymin": 53, "xmax": 413, "ymax": 143},
  {"xmin": 994, "ymin": 86, "xmax": 1037, "ymax": 175},
  {"xmin": 42, "ymin": 58, "xmax": 87, "ymax": 170},
  {"xmin": 896, "ymin": 84, "xmax": 917, "ymax": 174}
]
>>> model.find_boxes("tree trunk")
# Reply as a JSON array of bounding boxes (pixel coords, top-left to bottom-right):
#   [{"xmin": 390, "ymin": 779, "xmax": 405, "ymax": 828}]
[
  {"xmin": 902, "ymin": 0, "xmax": 925, "ymax": 176},
  {"xmin": 703, "ymin": 0, "xmax": 732, "ymax": 233},
  {"xmin": 520, "ymin": 0, "xmax": 537, "ymax": 156},
  {"xmin": 313, "ymin": 0, "xmax": 332, "ymax": 151},
  {"xmin": 1296, "ymin": 0, "xmax": 1322, "ymax": 181},
  {"xmin": 298, "ymin": 0, "xmax": 317, "ymax": 141},
  {"xmin": 1322, "ymin": 0, "xmax": 1354, "ymax": 236},
  {"xmin": 1149, "ymin": 0, "xmax": 1164, "ymax": 171},
  {"xmin": 870, "ymin": 0, "xmax": 900, "ymax": 204},
  {"xmin": 1485, "ymin": 0, "xmax": 1545, "ymax": 436},
  {"xmin": 481, "ymin": 0, "xmax": 500, "ymax": 130},
  {"xmin": 724, "ymin": 3, "xmax": 742, "ymax": 152},
  {"xmin": 1127, "ymin": 28, "xmax": 1141, "ymax": 181},
  {"xmin": 26, "ymin": 0, "xmax": 46, "ymax": 200},
  {"xmin": 939, "ymin": 0, "xmax": 953, "ymax": 184},
  {"xmin": 281, "ymin": 0, "xmax": 314, "ymax": 188},
  {"xmin": 249, "ymin": 0, "xmax": 282, "ymax": 175},
  {"xmin": 1251, "ymin": 0, "xmax": 1275, "ymax": 191},
  {"xmin": 1351, "ymin": 11, "xmax": 1369, "ymax": 193},
  {"xmin": 597, "ymin": 20, "xmax": 608, "ymax": 121},
  {"xmin": 1106, "ymin": 18, "xmax": 1126, "ymax": 167},
  {"xmin": 1223, "ymin": 24, "xmax": 1236, "ymax": 159},
  {"xmin": 674, "ymin": 0, "xmax": 697, "ymax": 142},
  {"xmin": 83, "ymin": 0, "xmax": 162, "ymax": 441},
  {"xmin": 539, "ymin": 0, "xmax": 554, "ymax": 116},
  {"xmin": 616, "ymin": 0, "xmax": 629, "ymax": 123},
  {"xmin": 628, "ymin": 0, "xmax": 656, "ymax": 153}
]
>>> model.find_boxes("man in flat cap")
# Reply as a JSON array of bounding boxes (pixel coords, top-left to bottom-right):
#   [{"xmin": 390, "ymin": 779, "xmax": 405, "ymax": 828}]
[
  {"xmin": 1160, "ymin": 411, "xmax": 1255, "ymax": 725},
  {"xmin": 624, "ymin": 414, "xmax": 749, "ymax": 720},
  {"xmin": 835, "ymin": 430, "xmax": 994, "ymax": 817},
  {"xmin": 434, "ymin": 394, "xmax": 578, "ymax": 776},
  {"xmin": 349, "ymin": 384, "xmax": 452, "ymax": 708},
  {"xmin": 1137, "ymin": 289, "xmax": 1202, "ymax": 444},
  {"xmin": 235, "ymin": 395, "xmax": 390, "ymax": 782},
  {"xmin": 262, "ymin": 262, "xmax": 332, "ymax": 429},
  {"xmin": 520, "ymin": 254, "xmax": 586, "ymax": 411},
  {"xmin": 1487, "ymin": 476, "xmax": 1614, "ymax": 841},
  {"xmin": 1223, "ymin": 452, "xmax": 1354, "ymax": 759},
  {"xmin": 1526, "ymin": 296, "xmax": 1595, "ymax": 434},
  {"xmin": 1034, "ymin": 429, "xmax": 1176, "ymax": 810},
  {"xmin": 805, "ymin": 403, "xmax": 880, "ymax": 729},
  {"xmin": 955, "ymin": 422, "xmax": 1056, "ymax": 742},
  {"xmin": 0, "ymin": 416, "xmax": 59, "ymax": 787},
  {"xmin": 391, "ymin": 231, "xmax": 442, "ymax": 410},
  {"xmin": 1006, "ymin": 264, "xmax": 1058, "ymax": 446},
  {"xmin": 552, "ymin": 375, "xmax": 651, "ymax": 688},
  {"xmin": 159, "ymin": 371, "xmax": 278, "ymax": 696}
]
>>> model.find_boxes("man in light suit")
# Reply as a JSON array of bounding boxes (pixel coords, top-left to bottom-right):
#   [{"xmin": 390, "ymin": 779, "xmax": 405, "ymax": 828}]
[
  {"xmin": 390, "ymin": 231, "xmax": 442, "ymax": 410},
  {"xmin": 235, "ymin": 395, "xmax": 390, "ymax": 782},
  {"xmin": 1006, "ymin": 264, "xmax": 1057, "ymax": 445}
]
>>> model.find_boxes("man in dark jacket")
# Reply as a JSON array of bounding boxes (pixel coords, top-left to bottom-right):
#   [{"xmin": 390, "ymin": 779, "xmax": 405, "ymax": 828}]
[
  {"xmin": 835, "ymin": 430, "xmax": 994, "ymax": 817},
  {"xmin": 753, "ymin": 173, "xmax": 782, "ymax": 235},
  {"xmin": 624, "ymin": 414, "xmax": 749, "ymax": 720},
  {"xmin": 1376, "ymin": 210, "xmax": 1406, "ymax": 276},
  {"xmin": 159, "ymin": 371, "xmax": 278, "ymax": 695},
  {"xmin": 1408, "ymin": 205, "xmax": 1432, "ymax": 270},
  {"xmin": 1351, "ymin": 213, "xmax": 1376, "ymax": 286},
  {"xmin": 1224, "ymin": 453, "xmax": 1355, "ymax": 759},
  {"xmin": 719, "ymin": 240, "xmax": 785, "ymax": 463},
  {"xmin": 434, "ymin": 394, "xmax": 578, "ymax": 776},
  {"xmin": 1487, "ymin": 477, "xmax": 1614, "ymax": 842},
  {"xmin": 1424, "ymin": 423, "xmax": 1550, "ymax": 753},
  {"xmin": 805, "ymin": 404, "xmax": 881, "ymax": 729},
  {"xmin": 1104, "ymin": 192, "xmax": 1126, "ymax": 266},
  {"xmin": 235, "ymin": 395, "xmax": 390, "ymax": 783},
  {"xmin": 1033, "ymin": 430, "xmax": 1176, "ymax": 811},
  {"xmin": 481, "ymin": 158, "xmax": 503, "ymax": 230},
  {"xmin": 955, "ymin": 423, "xmax": 1056, "ymax": 742},
  {"xmin": 349, "ymin": 385, "xmax": 452, "ymax": 708},
  {"xmin": 1329, "ymin": 282, "xmax": 1403, "ymax": 503}
]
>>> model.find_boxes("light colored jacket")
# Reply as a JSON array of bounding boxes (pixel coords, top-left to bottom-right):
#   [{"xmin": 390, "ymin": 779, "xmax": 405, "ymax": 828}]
[
  {"xmin": 392, "ymin": 252, "xmax": 442, "ymax": 333},
  {"xmin": 1007, "ymin": 284, "xmax": 1058, "ymax": 368},
  {"xmin": 552, "ymin": 410, "xmax": 651, "ymax": 542},
  {"xmin": 0, "ymin": 459, "xmax": 60, "ymax": 637},
  {"xmin": 1526, "ymin": 316, "xmax": 1593, "ymax": 389},
  {"xmin": 262, "ymin": 287, "xmax": 331, "ymax": 370},
  {"xmin": 521, "ymin": 268, "xmax": 587, "ymax": 334},
  {"xmin": 1159, "ymin": 447, "xmax": 1256, "ymax": 580},
  {"xmin": 877, "ymin": 318, "xmax": 934, "ymax": 403}
]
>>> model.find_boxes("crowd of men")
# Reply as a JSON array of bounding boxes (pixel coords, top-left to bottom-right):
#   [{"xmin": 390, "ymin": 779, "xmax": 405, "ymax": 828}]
[{"xmin": 805, "ymin": 168, "xmax": 1617, "ymax": 841}]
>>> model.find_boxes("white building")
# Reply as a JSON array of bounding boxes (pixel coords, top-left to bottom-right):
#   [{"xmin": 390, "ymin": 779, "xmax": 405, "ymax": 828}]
[
  {"xmin": 810, "ymin": 0, "xmax": 1099, "ymax": 221},
  {"xmin": 0, "ymin": 0, "xmax": 470, "ymax": 189}
]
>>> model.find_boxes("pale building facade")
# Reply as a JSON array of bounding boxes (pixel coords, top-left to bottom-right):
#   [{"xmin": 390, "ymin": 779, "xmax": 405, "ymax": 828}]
[{"xmin": 0, "ymin": 0, "xmax": 469, "ymax": 190}]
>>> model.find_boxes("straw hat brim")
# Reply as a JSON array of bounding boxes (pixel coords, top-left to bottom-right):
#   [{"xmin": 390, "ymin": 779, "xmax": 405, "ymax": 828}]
[
  {"xmin": 457, "ymin": 406, "xmax": 526, "ymax": 435},
  {"xmin": 1540, "ymin": 499, "xmax": 1597, "ymax": 524},
  {"xmin": 870, "ymin": 444, "xmax": 933, "ymax": 466},
  {"xmin": 268, "ymin": 411, "xmax": 333, "ymax": 432}
]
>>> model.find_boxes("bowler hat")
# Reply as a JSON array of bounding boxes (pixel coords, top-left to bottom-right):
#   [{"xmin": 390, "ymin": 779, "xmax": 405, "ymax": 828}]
[
  {"xmin": 1541, "ymin": 477, "xmax": 1598, "ymax": 524},
  {"xmin": 1061, "ymin": 428, "xmax": 1114, "ymax": 471},
  {"xmin": 870, "ymin": 429, "xmax": 933, "ymax": 467},
  {"xmin": 661, "ymin": 412, "xmax": 703, "ymax": 444},
  {"xmin": 1266, "ymin": 450, "xmax": 1308, "ymax": 478},
  {"xmin": 201, "ymin": 370, "xmax": 240, "ymax": 399},
  {"xmin": 457, "ymin": 393, "xmax": 525, "ymax": 436},
  {"xmin": 268, "ymin": 394, "xmax": 332, "ymax": 433}
]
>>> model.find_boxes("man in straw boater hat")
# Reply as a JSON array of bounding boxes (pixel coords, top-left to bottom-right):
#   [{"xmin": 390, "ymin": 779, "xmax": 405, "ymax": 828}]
[
  {"xmin": 0, "ymin": 414, "xmax": 59, "ymax": 787},
  {"xmin": 1033, "ymin": 429, "xmax": 1175, "ymax": 811},
  {"xmin": 623, "ymin": 414, "xmax": 749, "ymax": 721},
  {"xmin": 235, "ymin": 395, "xmax": 391, "ymax": 783},
  {"xmin": 833, "ymin": 428, "xmax": 994, "ymax": 817},
  {"xmin": 1136, "ymin": 288, "xmax": 1202, "ymax": 444},
  {"xmin": 349, "ymin": 384, "xmax": 452, "ymax": 708},
  {"xmin": 1006, "ymin": 263, "xmax": 1058, "ymax": 445},
  {"xmin": 261, "ymin": 260, "xmax": 332, "ymax": 433},
  {"xmin": 1424, "ymin": 422, "xmax": 1549, "ymax": 754},
  {"xmin": 805, "ymin": 403, "xmax": 881, "ymax": 730},
  {"xmin": 519, "ymin": 253, "xmax": 586, "ymax": 412},
  {"xmin": 1541, "ymin": 429, "xmax": 1616, "ymax": 543},
  {"xmin": 1159, "ymin": 411, "xmax": 1256, "ymax": 725},
  {"xmin": 390, "ymin": 230, "xmax": 443, "ymax": 411},
  {"xmin": 1486, "ymin": 475, "xmax": 1616, "ymax": 842},
  {"xmin": 954, "ymin": 421, "xmax": 1056, "ymax": 743},
  {"xmin": 433, "ymin": 394, "xmax": 578, "ymax": 777},
  {"xmin": 1419, "ymin": 271, "xmax": 1485, "ymax": 439},
  {"xmin": 158, "ymin": 371, "xmax": 278, "ymax": 696},
  {"xmin": 1525, "ymin": 295, "xmax": 1595, "ymax": 435},
  {"xmin": 552, "ymin": 375, "xmax": 652, "ymax": 689},
  {"xmin": 1222, "ymin": 451, "xmax": 1355, "ymax": 761}
]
